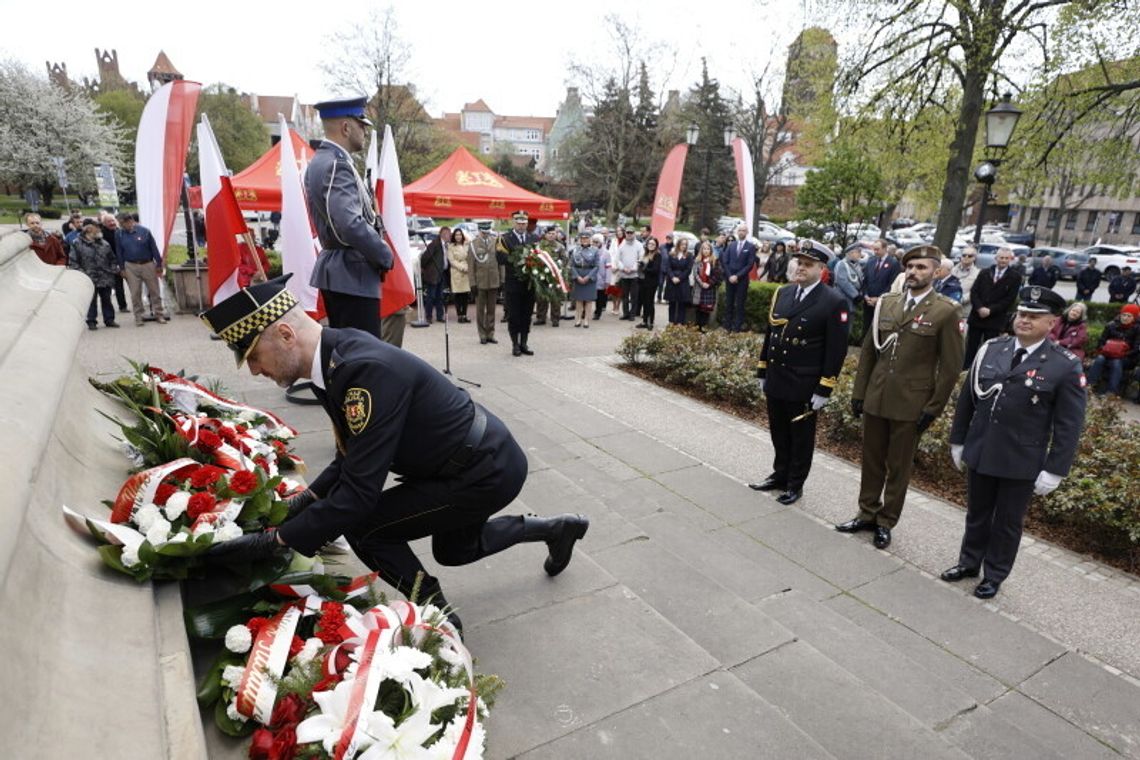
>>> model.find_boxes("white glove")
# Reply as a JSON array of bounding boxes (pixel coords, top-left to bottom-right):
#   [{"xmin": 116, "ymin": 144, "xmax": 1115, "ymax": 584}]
[
  {"xmin": 951, "ymin": 444, "xmax": 964, "ymax": 471},
  {"xmin": 758, "ymin": 379, "xmax": 766, "ymax": 393},
  {"xmin": 1034, "ymin": 471, "xmax": 1063, "ymax": 496},
  {"xmin": 810, "ymin": 394, "xmax": 828, "ymax": 411}
]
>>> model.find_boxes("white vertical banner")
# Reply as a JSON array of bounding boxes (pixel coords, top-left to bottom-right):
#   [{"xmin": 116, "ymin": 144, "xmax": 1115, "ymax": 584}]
[{"xmin": 277, "ymin": 117, "xmax": 321, "ymax": 314}]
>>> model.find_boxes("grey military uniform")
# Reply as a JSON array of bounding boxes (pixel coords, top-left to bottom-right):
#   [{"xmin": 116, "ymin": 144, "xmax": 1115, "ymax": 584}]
[{"xmin": 305, "ymin": 140, "xmax": 393, "ymax": 298}]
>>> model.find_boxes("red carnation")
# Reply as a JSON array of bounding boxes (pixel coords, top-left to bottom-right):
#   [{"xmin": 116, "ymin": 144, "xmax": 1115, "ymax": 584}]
[
  {"xmin": 270, "ymin": 693, "xmax": 306, "ymax": 729},
  {"xmin": 316, "ymin": 603, "xmax": 346, "ymax": 645},
  {"xmin": 312, "ymin": 674, "xmax": 340, "ymax": 693},
  {"xmin": 190, "ymin": 465, "xmax": 225, "ymax": 489},
  {"xmin": 229, "ymin": 470, "xmax": 259, "ymax": 495},
  {"xmin": 153, "ymin": 482, "xmax": 177, "ymax": 506},
  {"xmin": 245, "ymin": 616, "xmax": 270, "ymax": 637},
  {"xmin": 186, "ymin": 492, "xmax": 217, "ymax": 520},
  {"xmin": 196, "ymin": 429, "xmax": 223, "ymax": 450},
  {"xmin": 253, "ymin": 455, "xmax": 270, "ymax": 471},
  {"xmin": 288, "ymin": 636, "xmax": 304, "ymax": 659},
  {"xmin": 171, "ymin": 463, "xmax": 198, "ymax": 481}
]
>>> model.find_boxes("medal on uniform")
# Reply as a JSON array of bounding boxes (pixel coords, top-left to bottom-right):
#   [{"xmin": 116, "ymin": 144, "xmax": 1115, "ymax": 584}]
[
  {"xmin": 1025, "ymin": 378, "xmax": 1033, "ymax": 387},
  {"xmin": 1031, "ymin": 395, "xmax": 1039, "ymax": 404}
]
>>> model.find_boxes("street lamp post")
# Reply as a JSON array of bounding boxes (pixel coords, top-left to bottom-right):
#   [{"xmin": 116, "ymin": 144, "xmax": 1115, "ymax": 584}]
[
  {"xmin": 686, "ymin": 123, "xmax": 736, "ymax": 234},
  {"xmin": 972, "ymin": 93, "xmax": 1023, "ymax": 245}
]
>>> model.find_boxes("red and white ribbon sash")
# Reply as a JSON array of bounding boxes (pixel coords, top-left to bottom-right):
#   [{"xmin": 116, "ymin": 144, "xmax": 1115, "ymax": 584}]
[
  {"xmin": 236, "ymin": 605, "xmax": 303, "ymax": 722},
  {"xmin": 110, "ymin": 457, "xmax": 198, "ymax": 523},
  {"xmin": 334, "ymin": 606, "xmax": 401, "ymax": 760},
  {"xmin": 150, "ymin": 368, "xmax": 298, "ymax": 437},
  {"xmin": 534, "ymin": 248, "xmax": 569, "ymax": 293}
]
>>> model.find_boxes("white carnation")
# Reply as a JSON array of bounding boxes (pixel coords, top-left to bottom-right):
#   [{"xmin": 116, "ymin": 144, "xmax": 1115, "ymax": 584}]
[
  {"xmin": 214, "ymin": 522, "xmax": 244, "ymax": 542},
  {"xmin": 145, "ymin": 518, "xmax": 172, "ymax": 546},
  {"xmin": 294, "ymin": 637, "xmax": 323, "ymax": 665},
  {"xmin": 192, "ymin": 522, "xmax": 215, "ymax": 539},
  {"xmin": 134, "ymin": 503, "xmax": 161, "ymax": 532},
  {"xmin": 225, "ymin": 624, "xmax": 252, "ymax": 653},
  {"xmin": 237, "ymin": 409, "xmax": 260, "ymax": 422},
  {"xmin": 226, "ymin": 700, "xmax": 247, "ymax": 723},
  {"xmin": 222, "ymin": 665, "xmax": 245, "ymax": 690},
  {"xmin": 120, "ymin": 545, "xmax": 141, "ymax": 568},
  {"xmin": 167, "ymin": 531, "xmax": 189, "ymax": 544},
  {"xmin": 164, "ymin": 491, "xmax": 190, "ymax": 520}
]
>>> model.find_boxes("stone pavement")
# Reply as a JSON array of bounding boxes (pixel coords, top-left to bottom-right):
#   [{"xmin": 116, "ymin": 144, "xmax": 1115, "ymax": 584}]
[{"xmin": 77, "ymin": 304, "xmax": 1140, "ymax": 759}]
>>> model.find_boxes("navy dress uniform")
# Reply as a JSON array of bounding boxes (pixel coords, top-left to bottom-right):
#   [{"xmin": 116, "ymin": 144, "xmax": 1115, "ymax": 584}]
[
  {"xmin": 943, "ymin": 287, "xmax": 1086, "ymax": 598},
  {"xmin": 496, "ymin": 211, "xmax": 541, "ymax": 356},
  {"xmin": 306, "ymin": 97, "xmax": 393, "ymax": 338},
  {"xmin": 200, "ymin": 276, "xmax": 589, "ymax": 631},
  {"xmin": 751, "ymin": 248, "xmax": 848, "ymax": 504}
]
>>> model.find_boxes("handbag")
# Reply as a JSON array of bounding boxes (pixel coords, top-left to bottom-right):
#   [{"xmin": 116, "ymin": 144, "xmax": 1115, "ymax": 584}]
[{"xmin": 1101, "ymin": 339, "xmax": 1129, "ymax": 359}]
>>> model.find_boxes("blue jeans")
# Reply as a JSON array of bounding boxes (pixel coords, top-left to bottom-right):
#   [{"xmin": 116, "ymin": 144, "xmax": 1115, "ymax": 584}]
[
  {"xmin": 424, "ymin": 281, "xmax": 445, "ymax": 321},
  {"xmin": 1088, "ymin": 355, "xmax": 1124, "ymax": 394}
]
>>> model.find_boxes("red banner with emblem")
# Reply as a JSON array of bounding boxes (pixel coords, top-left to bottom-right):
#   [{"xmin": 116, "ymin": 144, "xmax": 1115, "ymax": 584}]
[{"xmin": 650, "ymin": 144, "xmax": 689, "ymax": 241}]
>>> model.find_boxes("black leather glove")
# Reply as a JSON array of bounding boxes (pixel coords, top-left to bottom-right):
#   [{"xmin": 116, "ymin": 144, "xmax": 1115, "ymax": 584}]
[
  {"xmin": 286, "ymin": 489, "xmax": 318, "ymax": 520},
  {"xmin": 916, "ymin": 412, "xmax": 936, "ymax": 434},
  {"xmin": 204, "ymin": 529, "xmax": 288, "ymax": 564},
  {"xmin": 851, "ymin": 399, "xmax": 864, "ymax": 419}
]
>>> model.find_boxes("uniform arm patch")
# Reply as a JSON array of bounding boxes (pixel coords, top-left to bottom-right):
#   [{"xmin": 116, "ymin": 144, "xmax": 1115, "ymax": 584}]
[{"xmin": 343, "ymin": 387, "xmax": 372, "ymax": 435}]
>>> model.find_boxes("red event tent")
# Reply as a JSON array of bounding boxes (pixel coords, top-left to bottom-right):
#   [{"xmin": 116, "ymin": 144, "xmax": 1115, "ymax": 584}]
[
  {"xmin": 402, "ymin": 147, "xmax": 570, "ymax": 219},
  {"xmin": 189, "ymin": 129, "xmax": 315, "ymax": 211}
]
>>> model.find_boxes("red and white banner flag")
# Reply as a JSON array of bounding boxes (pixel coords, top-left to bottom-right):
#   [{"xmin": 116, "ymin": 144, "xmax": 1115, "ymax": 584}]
[
  {"xmin": 277, "ymin": 115, "xmax": 322, "ymax": 317},
  {"xmin": 650, "ymin": 144, "xmax": 689, "ymax": 241},
  {"xmin": 369, "ymin": 127, "xmax": 416, "ymax": 317},
  {"xmin": 197, "ymin": 115, "xmax": 246, "ymax": 304},
  {"xmin": 135, "ymin": 80, "xmax": 201, "ymax": 260},
  {"xmin": 731, "ymin": 137, "xmax": 755, "ymax": 238}
]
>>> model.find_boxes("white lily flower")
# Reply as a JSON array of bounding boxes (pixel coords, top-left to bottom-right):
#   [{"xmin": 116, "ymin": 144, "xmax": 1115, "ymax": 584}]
[
  {"xmin": 164, "ymin": 491, "xmax": 191, "ymax": 520},
  {"xmin": 358, "ymin": 706, "xmax": 440, "ymax": 760},
  {"xmin": 167, "ymin": 531, "xmax": 189, "ymax": 544},
  {"xmin": 407, "ymin": 673, "xmax": 469, "ymax": 714},
  {"xmin": 297, "ymin": 681, "xmax": 374, "ymax": 755},
  {"xmin": 192, "ymin": 522, "xmax": 215, "ymax": 540}
]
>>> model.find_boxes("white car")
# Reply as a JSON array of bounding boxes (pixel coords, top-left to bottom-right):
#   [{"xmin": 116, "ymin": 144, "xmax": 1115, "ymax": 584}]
[
  {"xmin": 846, "ymin": 223, "xmax": 882, "ymax": 241},
  {"xmin": 754, "ymin": 221, "xmax": 797, "ymax": 244},
  {"xmin": 1080, "ymin": 245, "xmax": 1140, "ymax": 278}
]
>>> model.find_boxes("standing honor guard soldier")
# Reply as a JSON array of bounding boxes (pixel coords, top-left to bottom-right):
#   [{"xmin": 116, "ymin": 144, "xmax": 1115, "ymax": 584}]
[
  {"xmin": 942, "ymin": 287, "xmax": 1086, "ymax": 599},
  {"xmin": 200, "ymin": 275, "xmax": 589, "ymax": 633},
  {"xmin": 750, "ymin": 245, "xmax": 848, "ymax": 505},
  {"xmin": 306, "ymin": 96, "xmax": 393, "ymax": 339},
  {"xmin": 837, "ymin": 245, "xmax": 964, "ymax": 549},
  {"xmin": 497, "ymin": 210, "xmax": 540, "ymax": 356}
]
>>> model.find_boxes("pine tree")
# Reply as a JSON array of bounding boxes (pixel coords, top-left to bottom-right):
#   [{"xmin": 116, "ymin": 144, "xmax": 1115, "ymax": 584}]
[{"xmin": 681, "ymin": 59, "xmax": 735, "ymax": 232}]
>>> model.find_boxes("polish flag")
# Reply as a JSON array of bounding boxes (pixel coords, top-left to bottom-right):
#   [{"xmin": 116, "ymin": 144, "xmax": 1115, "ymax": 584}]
[
  {"xmin": 135, "ymin": 80, "xmax": 201, "ymax": 259},
  {"xmin": 276, "ymin": 115, "xmax": 323, "ymax": 317},
  {"xmin": 197, "ymin": 115, "xmax": 245, "ymax": 304},
  {"xmin": 367, "ymin": 127, "xmax": 416, "ymax": 316}
]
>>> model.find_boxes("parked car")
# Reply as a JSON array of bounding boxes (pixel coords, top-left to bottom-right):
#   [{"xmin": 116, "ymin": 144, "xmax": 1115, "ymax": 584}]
[
  {"xmin": 890, "ymin": 217, "xmax": 916, "ymax": 229},
  {"xmin": 716, "ymin": 216, "xmax": 745, "ymax": 234},
  {"xmin": 1078, "ymin": 245, "xmax": 1140, "ymax": 278},
  {"xmin": 1058, "ymin": 251, "xmax": 1090, "ymax": 280},
  {"xmin": 407, "ymin": 215, "xmax": 435, "ymax": 232},
  {"xmin": 846, "ymin": 223, "xmax": 882, "ymax": 241},
  {"xmin": 1028, "ymin": 246, "xmax": 1074, "ymax": 272},
  {"xmin": 753, "ymin": 221, "xmax": 797, "ymax": 244},
  {"xmin": 1003, "ymin": 229, "xmax": 1036, "ymax": 247}
]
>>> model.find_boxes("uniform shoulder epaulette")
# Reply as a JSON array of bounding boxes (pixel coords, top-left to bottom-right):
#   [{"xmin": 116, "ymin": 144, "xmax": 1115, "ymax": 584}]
[
  {"xmin": 1048, "ymin": 341, "xmax": 1080, "ymax": 363},
  {"xmin": 982, "ymin": 334, "xmax": 1010, "ymax": 350},
  {"xmin": 934, "ymin": 293, "xmax": 958, "ymax": 307},
  {"xmin": 881, "ymin": 291, "xmax": 904, "ymax": 303}
]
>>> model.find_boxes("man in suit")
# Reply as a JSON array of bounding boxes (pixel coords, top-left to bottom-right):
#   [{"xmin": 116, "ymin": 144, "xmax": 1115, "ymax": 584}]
[
  {"xmin": 862, "ymin": 239, "xmax": 902, "ymax": 330},
  {"xmin": 750, "ymin": 247, "xmax": 849, "ymax": 504},
  {"xmin": 419, "ymin": 226, "xmax": 450, "ymax": 324},
  {"xmin": 305, "ymin": 97, "xmax": 393, "ymax": 338},
  {"xmin": 933, "ymin": 258, "xmax": 963, "ymax": 302},
  {"xmin": 964, "ymin": 247, "xmax": 1021, "ymax": 367},
  {"xmin": 837, "ymin": 245, "xmax": 964, "ymax": 549},
  {"xmin": 942, "ymin": 287, "xmax": 1086, "ymax": 598},
  {"xmin": 497, "ymin": 211, "xmax": 541, "ymax": 356},
  {"xmin": 200, "ymin": 275, "xmax": 589, "ymax": 633},
  {"xmin": 722, "ymin": 224, "xmax": 758, "ymax": 332}
]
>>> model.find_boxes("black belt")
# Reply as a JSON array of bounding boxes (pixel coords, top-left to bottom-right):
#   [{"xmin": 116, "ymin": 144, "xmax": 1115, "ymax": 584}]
[{"xmin": 438, "ymin": 404, "xmax": 487, "ymax": 478}]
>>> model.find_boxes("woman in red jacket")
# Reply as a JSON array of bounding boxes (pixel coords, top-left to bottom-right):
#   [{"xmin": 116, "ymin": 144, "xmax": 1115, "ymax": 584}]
[{"xmin": 1048, "ymin": 301, "xmax": 1089, "ymax": 362}]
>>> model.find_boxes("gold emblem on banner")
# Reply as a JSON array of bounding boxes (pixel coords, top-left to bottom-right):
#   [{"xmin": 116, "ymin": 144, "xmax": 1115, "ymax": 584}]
[
  {"xmin": 434, "ymin": 196, "xmax": 452, "ymax": 208},
  {"xmin": 655, "ymin": 193, "xmax": 676, "ymax": 213},
  {"xmin": 489, "ymin": 200, "xmax": 506, "ymax": 210},
  {"xmin": 235, "ymin": 188, "xmax": 258, "ymax": 202},
  {"xmin": 540, "ymin": 202, "xmax": 554, "ymax": 212},
  {"xmin": 343, "ymin": 388, "xmax": 372, "ymax": 435}
]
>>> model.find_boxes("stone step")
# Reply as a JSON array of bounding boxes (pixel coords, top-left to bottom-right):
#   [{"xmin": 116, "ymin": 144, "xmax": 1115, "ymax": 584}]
[{"xmin": 732, "ymin": 638, "xmax": 973, "ymax": 760}]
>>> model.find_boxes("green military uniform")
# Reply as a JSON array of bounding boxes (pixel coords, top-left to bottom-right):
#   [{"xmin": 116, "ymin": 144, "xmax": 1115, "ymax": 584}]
[{"xmin": 852, "ymin": 280, "xmax": 964, "ymax": 529}]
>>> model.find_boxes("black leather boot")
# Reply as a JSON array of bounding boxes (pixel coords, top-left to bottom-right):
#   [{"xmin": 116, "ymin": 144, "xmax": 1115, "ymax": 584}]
[
  {"xmin": 511, "ymin": 332, "xmax": 521, "ymax": 356},
  {"xmin": 419, "ymin": 581, "xmax": 463, "ymax": 639},
  {"xmin": 524, "ymin": 514, "xmax": 589, "ymax": 576},
  {"xmin": 519, "ymin": 333, "xmax": 534, "ymax": 355}
]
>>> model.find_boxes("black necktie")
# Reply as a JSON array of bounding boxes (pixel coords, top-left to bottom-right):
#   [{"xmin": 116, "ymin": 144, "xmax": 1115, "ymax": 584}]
[
  {"xmin": 795, "ymin": 288, "xmax": 804, "ymax": 303},
  {"xmin": 1011, "ymin": 348, "xmax": 1026, "ymax": 370},
  {"xmin": 906, "ymin": 297, "xmax": 916, "ymax": 313}
]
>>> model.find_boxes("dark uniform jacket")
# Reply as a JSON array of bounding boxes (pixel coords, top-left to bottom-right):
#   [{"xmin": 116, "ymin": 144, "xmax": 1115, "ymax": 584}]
[
  {"xmin": 420, "ymin": 236, "xmax": 446, "ymax": 285},
  {"xmin": 968, "ymin": 265, "xmax": 1021, "ymax": 330},
  {"xmin": 305, "ymin": 141, "xmax": 393, "ymax": 298},
  {"xmin": 495, "ymin": 229, "xmax": 540, "ymax": 294},
  {"xmin": 950, "ymin": 335, "xmax": 1086, "ymax": 480},
  {"xmin": 1108, "ymin": 275, "xmax": 1137, "ymax": 303},
  {"xmin": 758, "ymin": 282, "xmax": 848, "ymax": 402},
  {"xmin": 854, "ymin": 291, "xmax": 964, "ymax": 421},
  {"xmin": 278, "ymin": 328, "xmax": 475, "ymax": 555}
]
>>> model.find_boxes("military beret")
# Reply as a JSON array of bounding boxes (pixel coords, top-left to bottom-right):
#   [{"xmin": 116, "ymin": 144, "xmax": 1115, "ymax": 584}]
[
  {"xmin": 1016, "ymin": 285, "xmax": 1066, "ymax": 315},
  {"xmin": 902, "ymin": 244, "xmax": 942, "ymax": 265},
  {"xmin": 313, "ymin": 97, "xmax": 372, "ymax": 126},
  {"xmin": 200, "ymin": 274, "xmax": 298, "ymax": 367}
]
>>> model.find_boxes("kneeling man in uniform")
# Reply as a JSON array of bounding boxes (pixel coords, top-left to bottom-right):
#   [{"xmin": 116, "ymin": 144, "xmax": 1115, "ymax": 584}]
[
  {"xmin": 201, "ymin": 275, "xmax": 589, "ymax": 630},
  {"xmin": 942, "ymin": 286, "xmax": 1086, "ymax": 599}
]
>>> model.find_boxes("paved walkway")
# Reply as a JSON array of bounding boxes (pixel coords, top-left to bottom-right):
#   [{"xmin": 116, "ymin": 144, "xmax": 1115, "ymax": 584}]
[{"xmin": 77, "ymin": 303, "xmax": 1140, "ymax": 759}]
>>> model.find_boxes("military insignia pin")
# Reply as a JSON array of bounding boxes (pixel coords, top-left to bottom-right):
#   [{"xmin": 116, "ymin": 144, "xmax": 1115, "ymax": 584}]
[
  {"xmin": 343, "ymin": 387, "xmax": 372, "ymax": 435},
  {"xmin": 1030, "ymin": 286, "xmax": 1042, "ymax": 301}
]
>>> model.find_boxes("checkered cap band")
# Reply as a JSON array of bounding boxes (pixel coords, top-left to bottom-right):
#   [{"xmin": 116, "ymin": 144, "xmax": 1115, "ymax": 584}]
[{"xmin": 217, "ymin": 288, "xmax": 298, "ymax": 349}]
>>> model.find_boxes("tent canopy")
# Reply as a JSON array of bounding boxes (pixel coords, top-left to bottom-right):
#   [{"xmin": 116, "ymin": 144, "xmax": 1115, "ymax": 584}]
[
  {"xmin": 402, "ymin": 147, "xmax": 570, "ymax": 219},
  {"xmin": 189, "ymin": 129, "xmax": 314, "ymax": 211}
]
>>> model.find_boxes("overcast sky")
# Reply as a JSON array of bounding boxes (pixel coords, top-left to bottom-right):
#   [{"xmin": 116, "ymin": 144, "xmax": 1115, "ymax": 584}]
[{"xmin": 4, "ymin": 0, "xmax": 825, "ymax": 117}]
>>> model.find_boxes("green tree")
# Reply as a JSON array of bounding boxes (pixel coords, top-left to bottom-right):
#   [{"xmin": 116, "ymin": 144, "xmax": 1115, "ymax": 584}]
[
  {"xmin": 681, "ymin": 59, "xmax": 736, "ymax": 231},
  {"xmin": 732, "ymin": 68, "xmax": 795, "ymax": 224},
  {"xmin": 185, "ymin": 84, "xmax": 269, "ymax": 180},
  {"xmin": 556, "ymin": 76, "xmax": 638, "ymax": 219},
  {"xmin": 94, "ymin": 89, "xmax": 145, "ymax": 148},
  {"xmin": 796, "ymin": 143, "xmax": 885, "ymax": 246},
  {"xmin": 488, "ymin": 151, "xmax": 539, "ymax": 192}
]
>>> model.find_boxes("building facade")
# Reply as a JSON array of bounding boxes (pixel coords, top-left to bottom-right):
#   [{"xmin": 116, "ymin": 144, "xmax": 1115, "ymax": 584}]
[{"xmin": 435, "ymin": 98, "xmax": 556, "ymax": 165}]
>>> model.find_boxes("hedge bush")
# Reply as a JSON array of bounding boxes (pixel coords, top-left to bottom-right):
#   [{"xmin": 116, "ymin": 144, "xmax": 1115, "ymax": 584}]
[{"xmin": 618, "ymin": 326, "xmax": 1140, "ymax": 562}]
